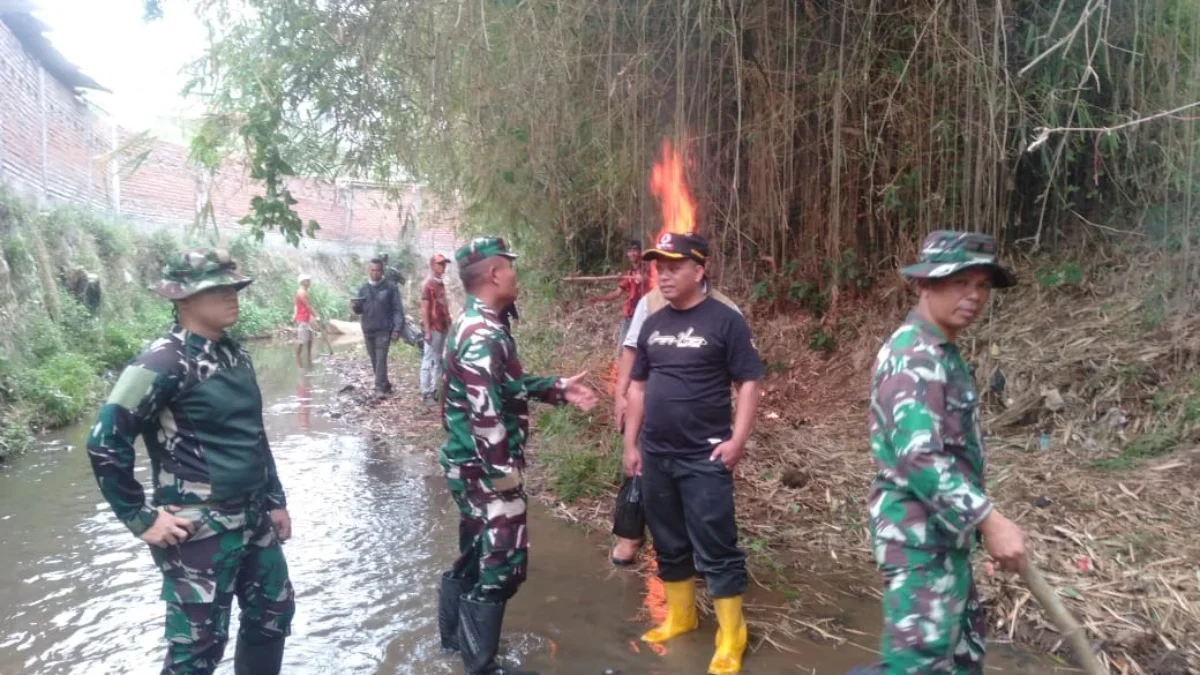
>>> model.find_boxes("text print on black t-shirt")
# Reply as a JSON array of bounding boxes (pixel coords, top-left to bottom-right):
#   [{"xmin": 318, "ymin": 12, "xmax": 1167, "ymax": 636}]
[
  {"xmin": 647, "ymin": 328, "xmax": 707, "ymax": 348},
  {"xmin": 631, "ymin": 297, "xmax": 765, "ymax": 457}
]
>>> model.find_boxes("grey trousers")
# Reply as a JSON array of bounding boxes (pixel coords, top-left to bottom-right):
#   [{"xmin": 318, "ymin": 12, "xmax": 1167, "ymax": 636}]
[{"xmin": 364, "ymin": 331, "xmax": 392, "ymax": 393}]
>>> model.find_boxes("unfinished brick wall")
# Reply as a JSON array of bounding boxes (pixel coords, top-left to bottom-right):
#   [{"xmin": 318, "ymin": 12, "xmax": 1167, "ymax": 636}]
[{"xmin": 0, "ymin": 18, "xmax": 459, "ymax": 257}]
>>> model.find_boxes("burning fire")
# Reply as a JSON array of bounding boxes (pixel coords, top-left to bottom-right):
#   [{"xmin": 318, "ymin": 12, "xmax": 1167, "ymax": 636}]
[{"xmin": 647, "ymin": 139, "xmax": 697, "ymax": 288}]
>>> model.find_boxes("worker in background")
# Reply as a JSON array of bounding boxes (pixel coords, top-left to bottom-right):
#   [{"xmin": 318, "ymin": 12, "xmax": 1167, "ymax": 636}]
[
  {"xmin": 351, "ymin": 258, "xmax": 406, "ymax": 397},
  {"xmin": 437, "ymin": 236, "xmax": 596, "ymax": 675},
  {"xmin": 86, "ymin": 248, "xmax": 294, "ymax": 675},
  {"xmin": 850, "ymin": 231, "xmax": 1027, "ymax": 675},
  {"xmin": 420, "ymin": 253, "xmax": 451, "ymax": 405},
  {"xmin": 293, "ymin": 273, "xmax": 318, "ymax": 369},
  {"xmin": 588, "ymin": 238, "xmax": 649, "ymax": 350},
  {"xmin": 623, "ymin": 232, "xmax": 763, "ymax": 675}
]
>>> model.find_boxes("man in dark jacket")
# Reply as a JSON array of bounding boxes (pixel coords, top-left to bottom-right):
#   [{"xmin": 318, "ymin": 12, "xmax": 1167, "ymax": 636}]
[{"xmin": 352, "ymin": 258, "xmax": 406, "ymax": 396}]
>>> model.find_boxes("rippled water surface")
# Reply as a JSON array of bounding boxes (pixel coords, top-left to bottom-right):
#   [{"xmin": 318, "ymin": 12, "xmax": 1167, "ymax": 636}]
[{"xmin": 0, "ymin": 344, "xmax": 1057, "ymax": 674}]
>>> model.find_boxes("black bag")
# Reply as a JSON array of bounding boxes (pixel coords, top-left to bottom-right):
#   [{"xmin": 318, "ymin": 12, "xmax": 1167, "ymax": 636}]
[{"xmin": 611, "ymin": 475, "xmax": 645, "ymax": 539}]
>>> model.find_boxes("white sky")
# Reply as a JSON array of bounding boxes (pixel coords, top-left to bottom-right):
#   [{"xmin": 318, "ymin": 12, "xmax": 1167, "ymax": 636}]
[{"xmin": 31, "ymin": 0, "xmax": 207, "ymax": 142}]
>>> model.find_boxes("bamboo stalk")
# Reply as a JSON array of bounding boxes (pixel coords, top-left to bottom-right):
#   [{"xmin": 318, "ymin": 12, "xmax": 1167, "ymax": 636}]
[{"xmin": 1020, "ymin": 562, "xmax": 1107, "ymax": 675}]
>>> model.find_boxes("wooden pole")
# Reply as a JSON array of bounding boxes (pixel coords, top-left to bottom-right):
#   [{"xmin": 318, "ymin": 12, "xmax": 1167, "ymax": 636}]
[
  {"xmin": 561, "ymin": 274, "xmax": 623, "ymax": 282},
  {"xmin": 1020, "ymin": 562, "xmax": 1106, "ymax": 675},
  {"xmin": 312, "ymin": 318, "xmax": 336, "ymax": 355}
]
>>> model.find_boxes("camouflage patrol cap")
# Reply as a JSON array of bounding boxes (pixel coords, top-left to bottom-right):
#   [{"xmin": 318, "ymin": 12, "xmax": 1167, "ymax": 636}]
[
  {"xmin": 153, "ymin": 248, "xmax": 253, "ymax": 300},
  {"xmin": 901, "ymin": 230, "xmax": 1017, "ymax": 289},
  {"xmin": 455, "ymin": 236, "xmax": 518, "ymax": 267}
]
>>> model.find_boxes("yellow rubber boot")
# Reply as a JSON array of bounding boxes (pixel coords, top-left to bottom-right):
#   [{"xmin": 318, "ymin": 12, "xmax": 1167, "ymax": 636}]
[
  {"xmin": 641, "ymin": 580, "xmax": 699, "ymax": 643},
  {"xmin": 708, "ymin": 596, "xmax": 747, "ymax": 674}
]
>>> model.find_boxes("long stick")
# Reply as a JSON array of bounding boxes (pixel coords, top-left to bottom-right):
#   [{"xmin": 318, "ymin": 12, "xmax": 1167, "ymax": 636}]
[
  {"xmin": 312, "ymin": 318, "xmax": 335, "ymax": 355},
  {"xmin": 1020, "ymin": 562, "xmax": 1106, "ymax": 675},
  {"xmin": 561, "ymin": 274, "xmax": 622, "ymax": 282}
]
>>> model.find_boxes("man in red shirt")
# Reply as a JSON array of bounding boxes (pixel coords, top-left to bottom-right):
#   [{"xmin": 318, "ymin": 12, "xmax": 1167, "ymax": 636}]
[
  {"xmin": 420, "ymin": 253, "xmax": 452, "ymax": 404},
  {"xmin": 590, "ymin": 239, "xmax": 648, "ymax": 350},
  {"xmin": 293, "ymin": 274, "xmax": 319, "ymax": 369}
]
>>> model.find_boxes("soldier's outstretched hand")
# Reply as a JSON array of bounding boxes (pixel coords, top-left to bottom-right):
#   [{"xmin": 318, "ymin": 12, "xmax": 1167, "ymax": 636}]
[
  {"xmin": 140, "ymin": 506, "xmax": 196, "ymax": 548},
  {"xmin": 980, "ymin": 510, "xmax": 1027, "ymax": 572},
  {"xmin": 563, "ymin": 371, "xmax": 597, "ymax": 411}
]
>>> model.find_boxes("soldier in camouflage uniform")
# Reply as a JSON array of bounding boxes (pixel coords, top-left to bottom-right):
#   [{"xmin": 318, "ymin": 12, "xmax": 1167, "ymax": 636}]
[
  {"xmin": 86, "ymin": 248, "xmax": 295, "ymax": 675},
  {"xmin": 852, "ymin": 231, "xmax": 1028, "ymax": 675},
  {"xmin": 436, "ymin": 236, "xmax": 597, "ymax": 675}
]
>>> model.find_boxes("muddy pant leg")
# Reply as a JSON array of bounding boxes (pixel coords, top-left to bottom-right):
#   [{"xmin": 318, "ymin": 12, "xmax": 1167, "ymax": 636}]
[
  {"xmin": 153, "ymin": 520, "xmax": 243, "ymax": 675},
  {"xmin": 677, "ymin": 456, "xmax": 746, "ymax": 597},
  {"xmin": 641, "ymin": 453, "xmax": 696, "ymax": 582},
  {"xmin": 234, "ymin": 506, "xmax": 295, "ymax": 649},
  {"xmin": 879, "ymin": 549, "xmax": 983, "ymax": 675}
]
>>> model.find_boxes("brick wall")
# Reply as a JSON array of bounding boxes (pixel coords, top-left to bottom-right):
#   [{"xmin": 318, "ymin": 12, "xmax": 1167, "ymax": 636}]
[{"xmin": 0, "ymin": 17, "xmax": 460, "ymax": 259}]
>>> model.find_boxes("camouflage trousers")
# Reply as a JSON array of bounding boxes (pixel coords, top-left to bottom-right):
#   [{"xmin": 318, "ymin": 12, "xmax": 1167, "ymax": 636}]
[
  {"xmin": 149, "ymin": 500, "xmax": 295, "ymax": 675},
  {"xmin": 876, "ymin": 548, "xmax": 986, "ymax": 675},
  {"xmin": 445, "ymin": 466, "xmax": 529, "ymax": 603}
]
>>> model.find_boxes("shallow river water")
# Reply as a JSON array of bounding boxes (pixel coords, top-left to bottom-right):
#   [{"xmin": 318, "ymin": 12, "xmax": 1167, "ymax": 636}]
[{"xmin": 0, "ymin": 343, "xmax": 1061, "ymax": 674}]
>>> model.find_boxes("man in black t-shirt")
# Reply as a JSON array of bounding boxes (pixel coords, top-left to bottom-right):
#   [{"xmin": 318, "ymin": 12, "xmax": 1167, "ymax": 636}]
[{"xmin": 624, "ymin": 232, "xmax": 763, "ymax": 675}]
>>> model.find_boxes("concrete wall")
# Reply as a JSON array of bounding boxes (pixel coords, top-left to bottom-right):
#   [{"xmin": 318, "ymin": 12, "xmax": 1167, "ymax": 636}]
[{"xmin": 0, "ymin": 18, "xmax": 460, "ymax": 260}]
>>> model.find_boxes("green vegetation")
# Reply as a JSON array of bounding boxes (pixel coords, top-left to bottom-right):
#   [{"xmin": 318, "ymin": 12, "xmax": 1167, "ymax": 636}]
[
  {"xmin": 513, "ymin": 276, "xmax": 621, "ymax": 502},
  {"xmin": 1091, "ymin": 385, "xmax": 1200, "ymax": 471},
  {"xmin": 0, "ymin": 190, "xmax": 364, "ymax": 457},
  {"xmin": 1090, "ymin": 429, "xmax": 1182, "ymax": 471},
  {"xmin": 535, "ymin": 408, "xmax": 620, "ymax": 503}
]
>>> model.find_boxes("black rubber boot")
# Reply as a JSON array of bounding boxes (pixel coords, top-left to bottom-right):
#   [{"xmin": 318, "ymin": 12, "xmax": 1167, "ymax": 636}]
[
  {"xmin": 457, "ymin": 596, "xmax": 538, "ymax": 675},
  {"xmin": 233, "ymin": 636, "xmax": 285, "ymax": 675},
  {"xmin": 439, "ymin": 572, "xmax": 473, "ymax": 653}
]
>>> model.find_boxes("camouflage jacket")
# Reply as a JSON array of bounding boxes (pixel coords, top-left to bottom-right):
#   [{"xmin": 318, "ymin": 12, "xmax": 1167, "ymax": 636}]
[
  {"xmin": 867, "ymin": 312, "xmax": 993, "ymax": 559},
  {"xmin": 87, "ymin": 326, "xmax": 286, "ymax": 537},
  {"xmin": 439, "ymin": 295, "xmax": 567, "ymax": 479}
]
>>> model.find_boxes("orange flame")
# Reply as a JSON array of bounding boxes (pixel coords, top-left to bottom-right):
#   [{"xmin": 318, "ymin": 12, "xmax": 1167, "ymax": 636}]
[{"xmin": 648, "ymin": 139, "xmax": 696, "ymax": 288}]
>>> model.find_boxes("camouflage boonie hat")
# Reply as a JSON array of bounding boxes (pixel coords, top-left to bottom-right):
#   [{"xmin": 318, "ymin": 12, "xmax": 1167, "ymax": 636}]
[
  {"xmin": 153, "ymin": 248, "xmax": 253, "ymax": 300},
  {"xmin": 455, "ymin": 236, "xmax": 518, "ymax": 268},
  {"xmin": 901, "ymin": 230, "xmax": 1017, "ymax": 289}
]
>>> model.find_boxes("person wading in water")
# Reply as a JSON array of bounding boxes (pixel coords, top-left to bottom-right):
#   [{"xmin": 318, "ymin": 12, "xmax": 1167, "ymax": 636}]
[
  {"xmin": 86, "ymin": 248, "xmax": 295, "ymax": 675},
  {"xmin": 293, "ymin": 273, "xmax": 319, "ymax": 368},
  {"xmin": 436, "ymin": 236, "xmax": 597, "ymax": 675}
]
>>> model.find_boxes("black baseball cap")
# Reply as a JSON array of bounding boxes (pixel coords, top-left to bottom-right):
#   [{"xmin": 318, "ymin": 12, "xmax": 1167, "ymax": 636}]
[{"xmin": 643, "ymin": 232, "xmax": 709, "ymax": 264}]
